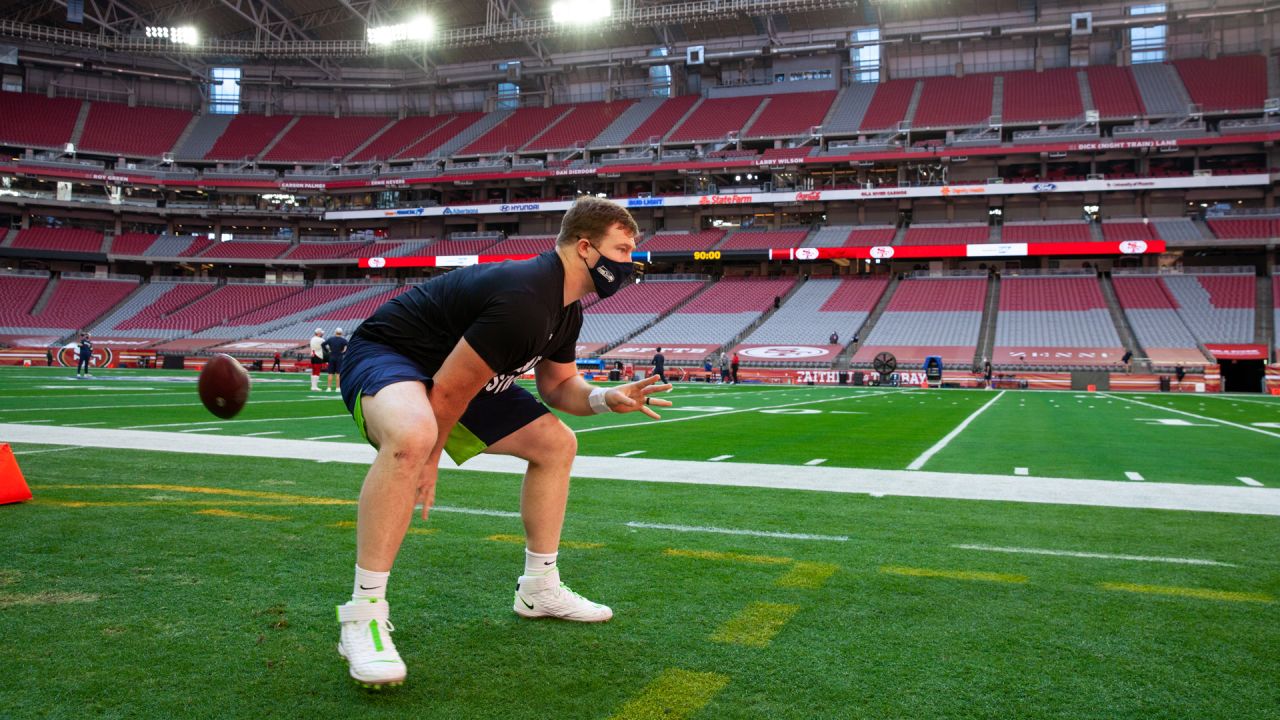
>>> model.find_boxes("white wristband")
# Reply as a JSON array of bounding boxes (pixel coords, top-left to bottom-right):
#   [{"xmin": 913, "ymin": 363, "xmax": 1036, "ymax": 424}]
[{"xmin": 588, "ymin": 387, "xmax": 611, "ymax": 415}]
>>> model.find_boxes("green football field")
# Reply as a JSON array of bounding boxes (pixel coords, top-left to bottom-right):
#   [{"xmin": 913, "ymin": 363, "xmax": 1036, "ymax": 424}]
[{"xmin": 1, "ymin": 365, "xmax": 1278, "ymax": 718}]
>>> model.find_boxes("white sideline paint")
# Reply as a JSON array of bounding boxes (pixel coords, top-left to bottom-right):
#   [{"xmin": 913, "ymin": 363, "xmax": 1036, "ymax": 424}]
[
  {"xmin": 1238, "ymin": 477, "xmax": 1263, "ymax": 487},
  {"xmin": 1101, "ymin": 394, "xmax": 1280, "ymax": 439},
  {"xmin": 951, "ymin": 544, "xmax": 1236, "ymax": 567},
  {"xmin": 305, "ymin": 435, "xmax": 345, "ymax": 440},
  {"xmin": 180, "ymin": 428, "xmax": 222, "ymax": 433},
  {"xmin": 907, "ymin": 391, "xmax": 1005, "ymax": 470},
  {"xmin": 1125, "ymin": 471, "xmax": 1145, "ymax": 482},
  {"xmin": 573, "ymin": 390, "xmax": 897, "ymax": 434},
  {"xmin": 9, "ymin": 419, "xmax": 52, "ymax": 424},
  {"xmin": 1014, "ymin": 467, "xmax": 1029, "ymax": 476},
  {"xmin": 805, "ymin": 458, "xmax": 827, "ymax": 466},
  {"xmin": 5, "ymin": 423, "xmax": 1280, "ymax": 517},
  {"xmin": 63, "ymin": 422, "xmax": 106, "ymax": 427},
  {"xmin": 626, "ymin": 521, "xmax": 848, "ymax": 542},
  {"xmin": 616, "ymin": 450, "xmax": 646, "ymax": 457}
]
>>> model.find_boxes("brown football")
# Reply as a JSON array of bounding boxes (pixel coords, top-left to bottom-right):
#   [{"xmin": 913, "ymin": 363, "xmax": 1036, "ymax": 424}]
[{"xmin": 197, "ymin": 354, "xmax": 251, "ymax": 419}]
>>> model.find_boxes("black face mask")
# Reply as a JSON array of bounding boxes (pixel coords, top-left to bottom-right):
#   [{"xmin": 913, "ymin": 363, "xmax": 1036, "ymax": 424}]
[{"xmin": 584, "ymin": 245, "xmax": 636, "ymax": 299}]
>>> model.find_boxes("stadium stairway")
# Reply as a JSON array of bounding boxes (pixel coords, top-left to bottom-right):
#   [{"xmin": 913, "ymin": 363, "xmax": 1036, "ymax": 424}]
[
  {"xmin": 823, "ymin": 83, "xmax": 876, "ymax": 135},
  {"xmin": 1099, "ymin": 273, "xmax": 1151, "ymax": 372},
  {"xmin": 343, "ymin": 119, "xmax": 398, "ymax": 162},
  {"xmin": 69, "ymin": 101, "xmax": 91, "ymax": 147},
  {"xmin": 593, "ymin": 277, "xmax": 713, "ymax": 356},
  {"xmin": 715, "ymin": 275, "xmax": 807, "ymax": 356},
  {"xmin": 902, "ymin": 80, "xmax": 924, "ymax": 126},
  {"xmin": 431, "ymin": 110, "xmax": 511, "ymax": 158},
  {"xmin": 1256, "ymin": 274, "xmax": 1273, "ymax": 354},
  {"xmin": 592, "ymin": 97, "xmax": 665, "ymax": 147},
  {"xmin": 661, "ymin": 97, "xmax": 706, "ymax": 143},
  {"xmin": 990, "ymin": 75, "xmax": 1003, "ymax": 119},
  {"xmin": 255, "ymin": 117, "xmax": 300, "ymax": 161},
  {"xmin": 28, "ymin": 275, "xmax": 60, "ymax": 317},
  {"xmin": 174, "ymin": 114, "xmax": 233, "ymax": 160},
  {"xmin": 0, "ymin": 229, "xmax": 16, "ymax": 248},
  {"xmin": 974, "ymin": 274, "xmax": 1000, "ymax": 367},
  {"xmin": 834, "ymin": 273, "xmax": 900, "ymax": 369},
  {"xmin": 1076, "ymin": 70, "xmax": 1096, "ymax": 114},
  {"xmin": 167, "ymin": 116, "xmax": 202, "ymax": 159}
]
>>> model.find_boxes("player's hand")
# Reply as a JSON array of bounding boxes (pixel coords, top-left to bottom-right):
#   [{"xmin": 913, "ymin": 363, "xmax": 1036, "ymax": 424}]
[{"xmin": 607, "ymin": 374, "xmax": 673, "ymax": 420}]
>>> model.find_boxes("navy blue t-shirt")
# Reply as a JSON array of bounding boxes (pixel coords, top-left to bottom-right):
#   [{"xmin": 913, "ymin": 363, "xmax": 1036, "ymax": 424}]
[{"xmin": 322, "ymin": 335, "xmax": 348, "ymax": 361}]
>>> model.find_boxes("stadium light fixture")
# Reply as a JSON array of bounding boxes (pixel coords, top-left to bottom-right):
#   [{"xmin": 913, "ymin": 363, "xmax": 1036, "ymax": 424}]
[
  {"xmin": 551, "ymin": 0, "xmax": 612, "ymax": 25},
  {"xmin": 145, "ymin": 25, "xmax": 198, "ymax": 44},
  {"xmin": 367, "ymin": 16, "xmax": 435, "ymax": 46}
]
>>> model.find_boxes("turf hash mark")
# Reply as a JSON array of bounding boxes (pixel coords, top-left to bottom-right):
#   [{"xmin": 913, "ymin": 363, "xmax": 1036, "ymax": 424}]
[
  {"xmin": 1099, "ymin": 582, "xmax": 1274, "ymax": 604},
  {"xmin": 664, "ymin": 548, "xmax": 792, "ymax": 565},
  {"xmin": 881, "ymin": 565, "xmax": 1028, "ymax": 584},
  {"xmin": 709, "ymin": 601, "xmax": 801, "ymax": 648},
  {"xmin": 194, "ymin": 508, "xmax": 288, "ymax": 522},
  {"xmin": 776, "ymin": 562, "xmax": 840, "ymax": 589},
  {"xmin": 606, "ymin": 668, "xmax": 731, "ymax": 720}
]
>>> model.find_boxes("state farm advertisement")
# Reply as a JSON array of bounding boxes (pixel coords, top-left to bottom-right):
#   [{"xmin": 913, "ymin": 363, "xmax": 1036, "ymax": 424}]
[{"xmin": 601, "ymin": 344, "xmax": 719, "ymax": 362}]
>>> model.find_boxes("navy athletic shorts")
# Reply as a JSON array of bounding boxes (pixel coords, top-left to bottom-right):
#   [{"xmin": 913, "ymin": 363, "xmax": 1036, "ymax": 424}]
[
  {"xmin": 327, "ymin": 357, "xmax": 342, "ymax": 375},
  {"xmin": 339, "ymin": 335, "xmax": 550, "ymax": 465}
]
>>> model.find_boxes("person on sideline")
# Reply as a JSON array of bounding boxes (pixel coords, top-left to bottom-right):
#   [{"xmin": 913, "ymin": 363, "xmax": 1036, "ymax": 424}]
[
  {"xmin": 333, "ymin": 196, "xmax": 673, "ymax": 689},
  {"xmin": 76, "ymin": 333, "xmax": 93, "ymax": 377},
  {"xmin": 309, "ymin": 328, "xmax": 327, "ymax": 391},
  {"xmin": 651, "ymin": 346, "xmax": 667, "ymax": 384},
  {"xmin": 323, "ymin": 328, "xmax": 349, "ymax": 392}
]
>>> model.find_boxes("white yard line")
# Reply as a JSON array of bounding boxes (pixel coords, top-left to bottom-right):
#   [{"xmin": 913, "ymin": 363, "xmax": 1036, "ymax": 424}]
[
  {"xmin": 1202, "ymin": 394, "xmax": 1280, "ymax": 407},
  {"xmin": 12, "ymin": 445, "xmax": 84, "ymax": 456},
  {"xmin": 951, "ymin": 544, "xmax": 1237, "ymax": 567},
  {"xmin": 245, "ymin": 431, "xmax": 282, "ymax": 437},
  {"xmin": 616, "ymin": 450, "xmax": 646, "ymax": 457},
  {"xmin": 906, "ymin": 391, "xmax": 1005, "ymax": 471},
  {"xmin": 708, "ymin": 454, "xmax": 733, "ymax": 462},
  {"xmin": 805, "ymin": 458, "xmax": 827, "ymax": 466},
  {"xmin": 124, "ymin": 414, "xmax": 347, "ymax": 429},
  {"xmin": 573, "ymin": 390, "xmax": 898, "ymax": 434},
  {"xmin": 1125, "ymin": 471, "xmax": 1145, "ymax": 482},
  {"xmin": 305, "ymin": 435, "xmax": 346, "ymax": 440},
  {"xmin": 431, "ymin": 505, "xmax": 520, "ymax": 518},
  {"xmin": 63, "ymin": 422, "xmax": 107, "ymax": 427},
  {"xmin": 9, "ymin": 419, "xmax": 52, "ymax": 424},
  {"xmin": 1101, "ymin": 393, "xmax": 1280, "ymax": 439},
  {"xmin": 625, "ymin": 521, "xmax": 848, "ymax": 542},
  {"xmin": 1238, "ymin": 476, "xmax": 1264, "ymax": 487},
  {"xmin": 6, "ymin": 423, "xmax": 1280, "ymax": 517},
  {"xmin": 0, "ymin": 397, "xmax": 336, "ymax": 414},
  {"xmin": 180, "ymin": 428, "xmax": 222, "ymax": 433},
  {"xmin": 1014, "ymin": 467, "xmax": 1029, "ymax": 476}
]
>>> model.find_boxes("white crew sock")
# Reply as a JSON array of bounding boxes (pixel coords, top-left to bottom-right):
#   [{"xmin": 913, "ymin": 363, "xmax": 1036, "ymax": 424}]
[
  {"xmin": 524, "ymin": 548, "xmax": 558, "ymax": 577},
  {"xmin": 352, "ymin": 565, "xmax": 390, "ymax": 601}
]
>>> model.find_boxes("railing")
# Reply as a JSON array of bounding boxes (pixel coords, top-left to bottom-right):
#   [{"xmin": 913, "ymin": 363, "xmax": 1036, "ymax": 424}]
[
  {"xmin": 60, "ymin": 271, "xmax": 141, "ymax": 282},
  {"xmin": 153, "ymin": 275, "xmax": 217, "ymax": 283},
  {"xmin": 314, "ymin": 278, "xmax": 398, "ymax": 285},
  {"xmin": 0, "ymin": 268, "xmax": 51, "ymax": 277},
  {"xmin": 999, "ymin": 268, "xmax": 1095, "ymax": 277},
  {"xmin": 908, "ymin": 269, "xmax": 989, "ymax": 278},
  {"xmin": 450, "ymin": 231, "xmax": 504, "ymax": 240},
  {"xmin": 1111, "ymin": 265, "xmax": 1254, "ymax": 276}
]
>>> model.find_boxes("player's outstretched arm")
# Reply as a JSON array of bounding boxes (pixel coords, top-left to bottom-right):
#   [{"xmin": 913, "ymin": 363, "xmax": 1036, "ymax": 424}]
[{"xmin": 536, "ymin": 360, "xmax": 673, "ymax": 419}]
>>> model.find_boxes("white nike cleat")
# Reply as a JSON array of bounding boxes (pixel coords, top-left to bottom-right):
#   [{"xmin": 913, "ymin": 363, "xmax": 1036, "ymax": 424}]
[
  {"xmin": 513, "ymin": 573, "xmax": 613, "ymax": 622},
  {"xmin": 336, "ymin": 598, "xmax": 406, "ymax": 688}
]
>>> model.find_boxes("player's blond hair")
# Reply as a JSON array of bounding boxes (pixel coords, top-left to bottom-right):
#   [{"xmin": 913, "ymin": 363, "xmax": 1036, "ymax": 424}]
[{"xmin": 556, "ymin": 196, "xmax": 639, "ymax": 247}]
